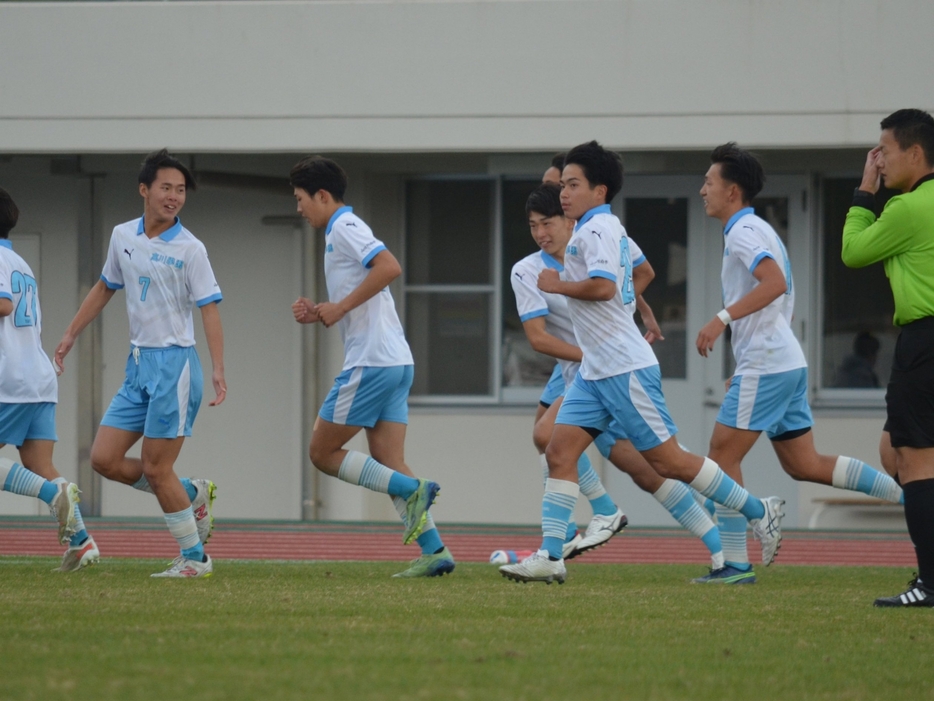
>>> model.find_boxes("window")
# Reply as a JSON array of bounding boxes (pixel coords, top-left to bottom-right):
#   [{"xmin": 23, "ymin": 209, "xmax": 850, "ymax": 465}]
[
  {"xmin": 820, "ymin": 178, "xmax": 897, "ymax": 395},
  {"xmin": 404, "ymin": 179, "xmax": 498, "ymax": 401}
]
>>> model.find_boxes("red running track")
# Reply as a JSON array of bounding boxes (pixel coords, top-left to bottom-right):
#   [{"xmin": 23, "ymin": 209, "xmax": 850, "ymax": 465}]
[{"xmin": 0, "ymin": 519, "xmax": 915, "ymax": 567}]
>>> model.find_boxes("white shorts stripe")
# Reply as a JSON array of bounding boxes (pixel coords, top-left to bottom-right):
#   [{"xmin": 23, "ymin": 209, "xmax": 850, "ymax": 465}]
[
  {"xmin": 629, "ymin": 373, "xmax": 671, "ymax": 444},
  {"xmin": 176, "ymin": 359, "xmax": 191, "ymax": 437},
  {"xmin": 333, "ymin": 367, "xmax": 364, "ymax": 425},
  {"xmin": 736, "ymin": 375, "xmax": 759, "ymax": 430}
]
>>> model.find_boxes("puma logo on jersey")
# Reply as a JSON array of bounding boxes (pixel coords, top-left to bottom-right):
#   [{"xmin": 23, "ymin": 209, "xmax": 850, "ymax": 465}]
[
  {"xmin": 514, "ymin": 272, "xmax": 525, "ymax": 280},
  {"xmin": 590, "ymin": 230, "xmax": 602, "ymax": 239},
  {"xmin": 124, "ymin": 248, "xmax": 134, "ymax": 259}
]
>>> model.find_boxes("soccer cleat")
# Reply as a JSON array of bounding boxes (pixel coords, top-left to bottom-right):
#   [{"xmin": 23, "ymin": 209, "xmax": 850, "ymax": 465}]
[
  {"xmin": 56, "ymin": 536, "xmax": 100, "ymax": 572},
  {"xmin": 572, "ymin": 509, "xmax": 628, "ymax": 557},
  {"xmin": 751, "ymin": 496, "xmax": 784, "ymax": 566},
  {"xmin": 873, "ymin": 576, "xmax": 934, "ymax": 608},
  {"xmin": 151, "ymin": 554, "xmax": 213, "ymax": 578},
  {"xmin": 392, "ymin": 547, "xmax": 456, "ymax": 578},
  {"xmin": 562, "ymin": 532, "xmax": 583, "ymax": 560},
  {"xmin": 499, "ymin": 549, "xmax": 567, "ymax": 584},
  {"xmin": 49, "ymin": 482, "xmax": 80, "ymax": 545},
  {"xmin": 191, "ymin": 479, "xmax": 217, "ymax": 545},
  {"xmin": 403, "ymin": 479, "xmax": 440, "ymax": 545},
  {"xmin": 692, "ymin": 565, "xmax": 756, "ymax": 584}
]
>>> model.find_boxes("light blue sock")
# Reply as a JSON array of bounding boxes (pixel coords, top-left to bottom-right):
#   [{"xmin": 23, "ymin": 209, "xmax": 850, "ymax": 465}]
[
  {"xmin": 541, "ymin": 479, "xmax": 579, "ymax": 559},
  {"xmin": 832, "ymin": 456, "xmax": 904, "ymax": 504},
  {"xmin": 164, "ymin": 507, "xmax": 204, "ymax": 561},
  {"xmin": 338, "ymin": 450, "xmax": 419, "ymax": 498},
  {"xmin": 0, "ymin": 459, "xmax": 58, "ymax": 503},
  {"xmin": 654, "ymin": 479, "xmax": 724, "ymax": 567},
  {"xmin": 392, "ymin": 496, "xmax": 445, "ymax": 554},
  {"xmin": 132, "ymin": 475, "xmax": 196, "ymax": 501},
  {"xmin": 689, "ymin": 458, "xmax": 765, "ymax": 521},
  {"xmin": 577, "ymin": 453, "xmax": 617, "ymax": 516},
  {"xmin": 565, "ymin": 519, "xmax": 578, "ymax": 541},
  {"xmin": 53, "ymin": 478, "xmax": 89, "ymax": 546},
  {"xmin": 715, "ymin": 504, "xmax": 751, "ymax": 570}
]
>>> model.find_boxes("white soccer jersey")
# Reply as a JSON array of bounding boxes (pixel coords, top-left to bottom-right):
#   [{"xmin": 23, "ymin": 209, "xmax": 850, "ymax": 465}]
[
  {"xmin": 721, "ymin": 208, "xmax": 806, "ymax": 375},
  {"xmin": 324, "ymin": 207, "xmax": 413, "ymax": 369},
  {"xmin": 0, "ymin": 241, "xmax": 57, "ymax": 402},
  {"xmin": 100, "ymin": 217, "xmax": 222, "ymax": 348},
  {"xmin": 562, "ymin": 206, "xmax": 658, "ymax": 380}
]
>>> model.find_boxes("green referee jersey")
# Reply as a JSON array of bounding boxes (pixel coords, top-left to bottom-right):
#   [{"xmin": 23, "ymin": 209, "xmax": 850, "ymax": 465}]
[{"xmin": 842, "ymin": 175, "xmax": 934, "ymax": 326}]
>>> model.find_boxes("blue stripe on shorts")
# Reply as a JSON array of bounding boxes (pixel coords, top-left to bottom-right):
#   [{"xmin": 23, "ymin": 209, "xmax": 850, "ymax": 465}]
[{"xmin": 716, "ymin": 367, "xmax": 812, "ymax": 438}]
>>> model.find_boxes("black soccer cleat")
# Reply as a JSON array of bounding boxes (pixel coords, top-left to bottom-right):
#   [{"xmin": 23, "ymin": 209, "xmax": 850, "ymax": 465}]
[{"xmin": 873, "ymin": 575, "xmax": 934, "ymax": 608}]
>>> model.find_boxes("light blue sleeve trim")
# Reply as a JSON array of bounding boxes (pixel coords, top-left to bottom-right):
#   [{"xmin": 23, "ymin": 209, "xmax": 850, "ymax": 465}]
[
  {"xmin": 196, "ymin": 292, "xmax": 223, "ymax": 307},
  {"xmin": 100, "ymin": 274, "xmax": 124, "ymax": 290},
  {"xmin": 362, "ymin": 244, "xmax": 387, "ymax": 268},
  {"xmin": 519, "ymin": 309, "xmax": 549, "ymax": 322},
  {"xmin": 749, "ymin": 251, "xmax": 775, "ymax": 272},
  {"xmin": 632, "ymin": 254, "xmax": 646, "ymax": 267},
  {"xmin": 0, "ymin": 292, "xmax": 12, "ymax": 301},
  {"xmin": 590, "ymin": 270, "xmax": 617, "ymax": 282}
]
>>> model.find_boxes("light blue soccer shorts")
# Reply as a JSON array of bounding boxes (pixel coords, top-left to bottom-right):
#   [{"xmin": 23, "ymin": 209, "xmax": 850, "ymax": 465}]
[
  {"xmin": 319, "ymin": 365, "xmax": 414, "ymax": 427},
  {"xmin": 0, "ymin": 402, "xmax": 57, "ymax": 446},
  {"xmin": 593, "ymin": 420, "xmax": 629, "ymax": 459},
  {"xmin": 556, "ymin": 365, "xmax": 678, "ymax": 452},
  {"xmin": 717, "ymin": 367, "xmax": 813, "ymax": 439},
  {"xmin": 101, "ymin": 346, "xmax": 203, "ymax": 439},
  {"xmin": 538, "ymin": 363, "xmax": 565, "ymax": 407}
]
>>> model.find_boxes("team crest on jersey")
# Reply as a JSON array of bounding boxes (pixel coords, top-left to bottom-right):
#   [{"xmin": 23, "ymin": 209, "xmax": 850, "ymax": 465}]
[{"xmin": 150, "ymin": 253, "xmax": 184, "ymax": 270}]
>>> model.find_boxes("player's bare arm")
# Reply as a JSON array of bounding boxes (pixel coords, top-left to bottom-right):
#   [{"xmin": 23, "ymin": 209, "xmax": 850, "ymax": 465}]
[
  {"xmin": 315, "ymin": 249, "xmax": 402, "ymax": 328},
  {"xmin": 695, "ymin": 256, "xmax": 787, "ymax": 357},
  {"xmin": 521, "ymin": 316, "xmax": 583, "ymax": 363},
  {"xmin": 54, "ymin": 279, "xmax": 116, "ymax": 374},
  {"xmin": 0, "ymin": 298, "xmax": 12, "ymax": 317},
  {"xmin": 292, "ymin": 297, "xmax": 320, "ymax": 324},
  {"xmin": 200, "ymin": 302, "xmax": 226, "ymax": 406},
  {"xmin": 632, "ymin": 259, "xmax": 655, "ymax": 296},
  {"xmin": 636, "ymin": 295, "xmax": 664, "ymax": 343},
  {"xmin": 537, "ymin": 268, "xmax": 616, "ymax": 301}
]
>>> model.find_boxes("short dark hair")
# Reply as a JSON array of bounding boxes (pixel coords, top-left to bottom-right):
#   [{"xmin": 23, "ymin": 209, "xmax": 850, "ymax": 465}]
[
  {"xmin": 709, "ymin": 142, "xmax": 765, "ymax": 203},
  {"xmin": 0, "ymin": 187, "xmax": 19, "ymax": 239},
  {"xmin": 550, "ymin": 152, "xmax": 566, "ymax": 171},
  {"xmin": 880, "ymin": 109, "xmax": 934, "ymax": 167},
  {"xmin": 138, "ymin": 149, "xmax": 196, "ymax": 190},
  {"xmin": 289, "ymin": 156, "xmax": 347, "ymax": 202},
  {"xmin": 526, "ymin": 183, "xmax": 563, "ymax": 218},
  {"xmin": 564, "ymin": 141, "xmax": 623, "ymax": 203}
]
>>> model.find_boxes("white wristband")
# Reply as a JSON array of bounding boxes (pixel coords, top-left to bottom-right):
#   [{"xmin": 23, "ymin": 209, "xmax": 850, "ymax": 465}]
[{"xmin": 716, "ymin": 309, "xmax": 732, "ymax": 326}]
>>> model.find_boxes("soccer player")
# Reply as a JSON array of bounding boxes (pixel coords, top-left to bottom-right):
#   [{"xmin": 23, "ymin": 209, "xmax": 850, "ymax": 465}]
[
  {"xmin": 0, "ymin": 187, "xmax": 83, "ymax": 564},
  {"xmin": 55, "ymin": 150, "xmax": 224, "ymax": 578},
  {"xmin": 695, "ymin": 143, "xmax": 904, "ymax": 584},
  {"xmin": 841, "ymin": 109, "xmax": 934, "ymax": 607},
  {"xmin": 500, "ymin": 141, "xmax": 784, "ymax": 584},
  {"xmin": 513, "ymin": 183, "xmax": 724, "ymax": 567},
  {"xmin": 289, "ymin": 156, "xmax": 452, "ymax": 578}
]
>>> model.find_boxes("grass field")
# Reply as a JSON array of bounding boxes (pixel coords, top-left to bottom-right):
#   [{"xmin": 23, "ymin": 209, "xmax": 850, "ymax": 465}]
[{"xmin": 0, "ymin": 558, "xmax": 931, "ymax": 701}]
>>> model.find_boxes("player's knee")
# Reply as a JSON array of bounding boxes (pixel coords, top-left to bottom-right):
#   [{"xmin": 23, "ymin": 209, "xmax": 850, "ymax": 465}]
[
  {"xmin": 532, "ymin": 424, "xmax": 550, "ymax": 453},
  {"xmin": 90, "ymin": 447, "xmax": 118, "ymax": 478},
  {"xmin": 308, "ymin": 441, "xmax": 335, "ymax": 473}
]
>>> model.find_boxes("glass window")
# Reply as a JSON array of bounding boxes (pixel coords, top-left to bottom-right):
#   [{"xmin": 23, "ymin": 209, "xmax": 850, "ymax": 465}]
[
  {"xmin": 404, "ymin": 179, "xmax": 496, "ymax": 400},
  {"xmin": 821, "ymin": 178, "xmax": 897, "ymax": 390},
  {"xmin": 623, "ymin": 198, "xmax": 689, "ymax": 379}
]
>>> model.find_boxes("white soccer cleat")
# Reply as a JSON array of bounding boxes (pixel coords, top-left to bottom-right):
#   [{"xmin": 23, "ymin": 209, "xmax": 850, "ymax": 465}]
[
  {"xmin": 56, "ymin": 536, "xmax": 100, "ymax": 572},
  {"xmin": 562, "ymin": 532, "xmax": 583, "ymax": 560},
  {"xmin": 752, "ymin": 496, "xmax": 785, "ymax": 566},
  {"xmin": 151, "ymin": 554, "xmax": 213, "ymax": 578},
  {"xmin": 190, "ymin": 479, "xmax": 216, "ymax": 545},
  {"xmin": 573, "ymin": 509, "xmax": 628, "ymax": 557},
  {"xmin": 499, "ymin": 549, "xmax": 566, "ymax": 584},
  {"xmin": 49, "ymin": 482, "xmax": 80, "ymax": 545}
]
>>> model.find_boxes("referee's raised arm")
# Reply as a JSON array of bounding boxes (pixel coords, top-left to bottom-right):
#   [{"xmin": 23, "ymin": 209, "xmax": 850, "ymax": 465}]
[{"xmin": 842, "ymin": 108, "xmax": 934, "ymax": 608}]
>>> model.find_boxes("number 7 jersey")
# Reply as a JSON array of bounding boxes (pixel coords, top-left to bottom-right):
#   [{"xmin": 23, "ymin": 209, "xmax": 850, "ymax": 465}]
[
  {"xmin": 100, "ymin": 217, "xmax": 222, "ymax": 348},
  {"xmin": 0, "ymin": 240, "xmax": 57, "ymax": 403}
]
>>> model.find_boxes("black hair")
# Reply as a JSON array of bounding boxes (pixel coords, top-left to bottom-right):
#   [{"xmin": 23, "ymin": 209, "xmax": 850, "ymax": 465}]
[
  {"xmin": 550, "ymin": 152, "xmax": 566, "ymax": 171},
  {"xmin": 138, "ymin": 149, "xmax": 196, "ymax": 190},
  {"xmin": 563, "ymin": 141, "xmax": 623, "ymax": 203},
  {"xmin": 0, "ymin": 187, "xmax": 19, "ymax": 239},
  {"xmin": 709, "ymin": 142, "xmax": 765, "ymax": 203},
  {"xmin": 880, "ymin": 109, "xmax": 934, "ymax": 167},
  {"xmin": 525, "ymin": 182, "xmax": 563, "ymax": 218},
  {"xmin": 854, "ymin": 331, "xmax": 880, "ymax": 360},
  {"xmin": 289, "ymin": 156, "xmax": 347, "ymax": 202}
]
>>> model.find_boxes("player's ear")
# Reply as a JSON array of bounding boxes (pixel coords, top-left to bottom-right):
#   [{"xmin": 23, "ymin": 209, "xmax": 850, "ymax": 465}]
[{"xmin": 139, "ymin": 182, "xmax": 148, "ymax": 199}]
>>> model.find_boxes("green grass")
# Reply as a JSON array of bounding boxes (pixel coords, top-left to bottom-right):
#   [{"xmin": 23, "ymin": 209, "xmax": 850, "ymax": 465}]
[{"xmin": 0, "ymin": 559, "xmax": 931, "ymax": 701}]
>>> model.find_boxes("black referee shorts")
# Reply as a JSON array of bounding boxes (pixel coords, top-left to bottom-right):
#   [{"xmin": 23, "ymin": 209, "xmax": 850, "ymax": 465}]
[{"xmin": 885, "ymin": 316, "xmax": 934, "ymax": 448}]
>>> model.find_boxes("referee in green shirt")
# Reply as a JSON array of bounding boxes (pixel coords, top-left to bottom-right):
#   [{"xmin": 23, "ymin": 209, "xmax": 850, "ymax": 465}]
[{"xmin": 842, "ymin": 108, "xmax": 934, "ymax": 608}]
